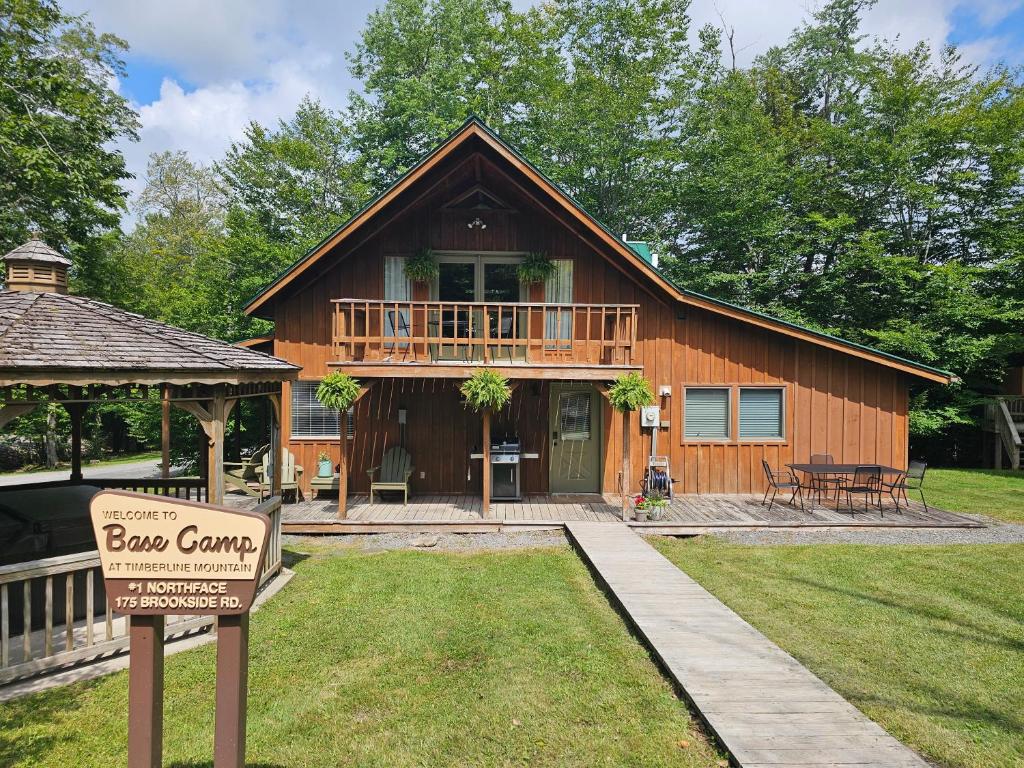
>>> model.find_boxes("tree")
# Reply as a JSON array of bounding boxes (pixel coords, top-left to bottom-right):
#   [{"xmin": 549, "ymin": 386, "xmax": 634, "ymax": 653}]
[{"xmin": 0, "ymin": 0, "xmax": 138, "ymax": 287}]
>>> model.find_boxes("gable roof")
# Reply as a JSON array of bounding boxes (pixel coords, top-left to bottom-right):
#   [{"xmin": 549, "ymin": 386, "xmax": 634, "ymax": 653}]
[{"xmin": 244, "ymin": 117, "xmax": 953, "ymax": 385}]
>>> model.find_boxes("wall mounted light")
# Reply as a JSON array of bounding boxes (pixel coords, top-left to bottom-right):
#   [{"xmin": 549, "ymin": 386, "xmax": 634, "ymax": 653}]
[{"xmin": 467, "ymin": 217, "xmax": 487, "ymax": 230}]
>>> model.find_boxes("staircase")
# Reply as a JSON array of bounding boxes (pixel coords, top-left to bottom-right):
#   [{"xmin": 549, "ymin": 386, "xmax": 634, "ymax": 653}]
[{"xmin": 988, "ymin": 396, "xmax": 1023, "ymax": 470}]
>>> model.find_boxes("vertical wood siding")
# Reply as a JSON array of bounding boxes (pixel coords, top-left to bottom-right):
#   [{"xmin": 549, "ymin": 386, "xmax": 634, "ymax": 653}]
[{"xmin": 271, "ymin": 148, "xmax": 910, "ymax": 495}]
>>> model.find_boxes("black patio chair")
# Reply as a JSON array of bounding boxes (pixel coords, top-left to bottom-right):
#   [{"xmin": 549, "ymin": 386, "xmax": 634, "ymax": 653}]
[
  {"xmin": 761, "ymin": 459, "xmax": 804, "ymax": 513},
  {"xmin": 882, "ymin": 460, "xmax": 928, "ymax": 512},
  {"xmin": 840, "ymin": 465, "xmax": 883, "ymax": 516},
  {"xmin": 809, "ymin": 453, "xmax": 843, "ymax": 504}
]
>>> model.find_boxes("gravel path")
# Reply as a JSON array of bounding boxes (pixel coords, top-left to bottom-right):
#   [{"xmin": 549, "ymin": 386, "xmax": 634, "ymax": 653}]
[
  {"xmin": 706, "ymin": 515, "xmax": 1024, "ymax": 546},
  {"xmin": 284, "ymin": 529, "xmax": 569, "ymax": 553}
]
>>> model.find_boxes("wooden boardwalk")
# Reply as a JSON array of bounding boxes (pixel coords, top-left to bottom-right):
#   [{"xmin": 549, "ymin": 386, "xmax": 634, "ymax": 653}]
[
  {"xmin": 565, "ymin": 522, "xmax": 930, "ymax": 768},
  {"xmin": 262, "ymin": 492, "xmax": 983, "ymax": 533}
]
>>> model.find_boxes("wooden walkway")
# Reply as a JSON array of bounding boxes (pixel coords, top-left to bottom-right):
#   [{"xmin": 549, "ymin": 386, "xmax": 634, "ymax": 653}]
[
  {"xmin": 565, "ymin": 522, "xmax": 930, "ymax": 768},
  {"xmin": 261, "ymin": 492, "xmax": 983, "ymax": 533}
]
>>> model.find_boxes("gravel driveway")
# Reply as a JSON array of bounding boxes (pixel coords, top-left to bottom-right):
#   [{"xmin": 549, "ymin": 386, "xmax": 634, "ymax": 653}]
[
  {"xmin": 704, "ymin": 515, "xmax": 1024, "ymax": 545},
  {"xmin": 284, "ymin": 529, "xmax": 569, "ymax": 553}
]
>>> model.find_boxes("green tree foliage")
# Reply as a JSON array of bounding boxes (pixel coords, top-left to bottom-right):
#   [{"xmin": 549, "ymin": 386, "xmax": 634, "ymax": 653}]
[
  {"xmin": 661, "ymin": 0, "xmax": 1024, "ymax": 439},
  {"xmin": 0, "ymin": 0, "xmax": 138, "ymax": 287}
]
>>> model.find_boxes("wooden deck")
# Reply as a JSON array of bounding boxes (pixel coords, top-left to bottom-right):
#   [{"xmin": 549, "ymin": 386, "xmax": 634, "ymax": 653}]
[
  {"xmin": 233, "ymin": 492, "xmax": 985, "ymax": 534},
  {"xmin": 566, "ymin": 522, "xmax": 930, "ymax": 768}
]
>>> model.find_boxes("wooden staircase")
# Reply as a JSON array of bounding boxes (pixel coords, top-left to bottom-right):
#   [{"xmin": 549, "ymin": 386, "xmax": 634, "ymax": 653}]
[{"xmin": 988, "ymin": 396, "xmax": 1023, "ymax": 470}]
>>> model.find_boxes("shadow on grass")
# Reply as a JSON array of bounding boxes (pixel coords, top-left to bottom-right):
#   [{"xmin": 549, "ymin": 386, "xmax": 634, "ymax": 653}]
[{"xmin": 779, "ymin": 574, "xmax": 1024, "ymax": 737}]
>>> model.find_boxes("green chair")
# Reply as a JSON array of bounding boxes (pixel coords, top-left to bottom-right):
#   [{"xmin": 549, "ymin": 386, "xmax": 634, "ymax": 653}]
[
  {"xmin": 367, "ymin": 446, "xmax": 414, "ymax": 504},
  {"xmin": 223, "ymin": 444, "xmax": 270, "ymax": 497},
  {"xmin": 258, "ymin": 447, "xmax": 304, "ymax": 503}
]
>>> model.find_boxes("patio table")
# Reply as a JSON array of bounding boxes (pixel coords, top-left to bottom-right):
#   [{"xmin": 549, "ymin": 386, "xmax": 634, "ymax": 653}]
[{"xmin": 786, "ymin": 463, "xmax": 905, "ymax": 510}]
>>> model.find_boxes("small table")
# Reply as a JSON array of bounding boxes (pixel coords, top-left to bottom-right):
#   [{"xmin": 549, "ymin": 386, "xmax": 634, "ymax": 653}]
[
  {"xmin": 310, "ymin": 474, "xmax": 340, "ymax": 498},
  {"xmin": 786, "ymin": 464, "xmax": 905, "ymax": 510}
]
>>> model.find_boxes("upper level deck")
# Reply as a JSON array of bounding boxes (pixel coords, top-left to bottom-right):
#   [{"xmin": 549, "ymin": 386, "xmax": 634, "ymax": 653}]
[{"xmin": 329, "ymin": 298, "xmax": 639, "ymax": 379}]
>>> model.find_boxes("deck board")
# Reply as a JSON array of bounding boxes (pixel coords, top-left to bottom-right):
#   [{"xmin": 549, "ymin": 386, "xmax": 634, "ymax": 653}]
[{"xmin": 564, "ymin": 522, "xmax": 930, "ymax": 768}]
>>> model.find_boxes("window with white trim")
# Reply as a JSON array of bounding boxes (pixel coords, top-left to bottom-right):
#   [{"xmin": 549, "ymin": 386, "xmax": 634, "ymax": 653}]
[
  {"xmin": 684, "ymin": 388, "xmax": 730, "ymax": 439},
  {"xmin": 738, "ymin": 388, "xmax": 784, "ymax": 439},
  {"xmin": 291, "ymin": 381, "xmax": 354, "ymax": 439}
]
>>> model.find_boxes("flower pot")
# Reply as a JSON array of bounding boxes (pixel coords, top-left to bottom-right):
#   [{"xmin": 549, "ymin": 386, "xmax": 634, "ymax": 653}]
[
  {"xmin": 317, "ymin": 459, "xmax": 333, "ymax": 478},
  {"xmin": 635, "ymin": 509, "xmax": 648, "ymax": 522},
  {"xmin": 649, "ymin": 505, "xmax": 667, "ymax": 521}
]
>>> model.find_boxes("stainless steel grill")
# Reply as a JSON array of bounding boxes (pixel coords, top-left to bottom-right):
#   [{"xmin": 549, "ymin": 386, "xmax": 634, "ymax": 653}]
[{"xmin": 490, "ymin": 439, "xmax": 520, "ymax": 500}]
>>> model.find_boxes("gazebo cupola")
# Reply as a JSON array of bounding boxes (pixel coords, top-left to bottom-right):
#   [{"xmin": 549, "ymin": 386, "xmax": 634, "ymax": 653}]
[{"xmin": 3, "ymin": 236, "xmax": 71, "ymax": 294}]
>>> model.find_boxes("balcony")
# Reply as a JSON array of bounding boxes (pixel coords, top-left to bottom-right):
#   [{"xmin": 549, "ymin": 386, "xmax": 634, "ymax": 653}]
[{"xmin": 330, "ymin": 299, "xmax": 638, "ymax": 378}]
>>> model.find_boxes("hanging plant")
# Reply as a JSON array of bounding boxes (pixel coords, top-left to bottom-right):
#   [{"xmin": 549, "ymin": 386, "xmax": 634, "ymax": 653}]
[
  {"xmin": 516, "ymin": 251, "xmax": 556, "ymax": 284},
  {"xmin": 607, "ymin": 372, "xmax": 654, "ymax": 413},
  {"xmin": 404, "ymin": 247, "xmax": 439, "ymax": 283},
  {"xmin": 460, "ymin": 369, "xmax": 512, "ymax": 412},
  {"xmin": 316, "ymin": 373, "xmax": 361, "ymax": 414}
]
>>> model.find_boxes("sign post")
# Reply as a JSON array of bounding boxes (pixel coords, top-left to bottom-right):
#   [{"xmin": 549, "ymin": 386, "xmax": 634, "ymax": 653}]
[{"xmin": 90, "ymin": 491, "xmax": 271, "ymax": 768}]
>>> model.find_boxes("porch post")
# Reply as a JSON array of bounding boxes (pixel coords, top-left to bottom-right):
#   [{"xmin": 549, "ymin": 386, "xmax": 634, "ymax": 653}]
[
  {"xmin": 68, "ymin": 403, "xmax": 84, "ymax": 482},
  {"xmin": 267, "ymin": 390, "xmax": 282, "ymax": 498},
  {"xmin": 160, "ymin": 385, "xmax": 171, "ymax": 480},
  {"xmin": 621, "ymin": 409, "xmax": 631, "ymax": 521},
  {"xmin": 482, "ymin": 409, "xmax": 491, "ymax": 519},
  {"xmin": 338, "ymin": 385, "xmax": 372, "ymax": 520}
]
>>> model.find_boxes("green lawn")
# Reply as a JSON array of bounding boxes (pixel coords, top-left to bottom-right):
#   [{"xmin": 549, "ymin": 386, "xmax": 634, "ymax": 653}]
[
  {"xmin": 926, "ymin": 468, "xmax": 1024, "ymax": 522},
  {"xmin": 0, "ymin": 542, "xmax": 722, "ymax": 767},
  {"xmin": 651, "ymin": 537, "xmax": 1024, "ymax": 768}
]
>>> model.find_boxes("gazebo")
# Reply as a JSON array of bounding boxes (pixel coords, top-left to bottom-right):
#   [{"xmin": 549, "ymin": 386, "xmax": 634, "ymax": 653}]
[{"xmin": 0, "ymin": 237, "xmax": 299, "ymax": 507}]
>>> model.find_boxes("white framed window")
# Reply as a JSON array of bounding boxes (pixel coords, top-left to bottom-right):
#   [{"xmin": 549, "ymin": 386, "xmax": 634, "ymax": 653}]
[
  {"xmin": 684, "ymin": 388, "xmax": 730, "ymax": 440},
  {"xmin": 558, "ymin": 391, "xmax": 592, "ymax": 441},
  {"xmin": 291, "ymin": 381, "xmax": 354, "ymax": 439},
  {"xmin": 739, "ymin": 387, "xmax": 784, "ymax": 440}
]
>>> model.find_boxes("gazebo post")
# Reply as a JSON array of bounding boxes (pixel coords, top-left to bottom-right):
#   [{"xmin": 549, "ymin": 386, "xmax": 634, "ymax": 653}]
[
  {"xmin": 268, "ymin": 391, "xmax": 282, "ymax": 499},
  {"xmin": 160, "ymin": 385, "xmax": 171, "ymax": 480}
]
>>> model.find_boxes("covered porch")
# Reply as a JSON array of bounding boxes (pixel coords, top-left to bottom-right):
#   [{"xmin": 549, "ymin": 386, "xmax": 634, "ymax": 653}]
[{"xmin": 234, "ymin": 492, "xmax": 983, "ymax": 533}]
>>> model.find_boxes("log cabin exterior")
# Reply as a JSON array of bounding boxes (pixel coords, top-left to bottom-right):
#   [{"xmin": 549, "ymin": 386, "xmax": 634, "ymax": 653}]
[{"xmin": 245, "ymin": 118, "xmax": 953, "ymax": 500}]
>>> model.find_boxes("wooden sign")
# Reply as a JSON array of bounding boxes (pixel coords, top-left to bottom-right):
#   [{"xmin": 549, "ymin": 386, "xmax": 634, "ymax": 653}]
[
  {"xmin": 90, "ymin": 491, "xmax": 269, "ymax": 616},
  {"xmin": 89, "ymin": 491, "xmax": 271, "ymax": 768}
]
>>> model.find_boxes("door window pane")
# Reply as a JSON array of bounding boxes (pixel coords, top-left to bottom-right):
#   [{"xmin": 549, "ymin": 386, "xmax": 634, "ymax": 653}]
[
  {"xmin": 558, "ymin": 392, "xmax": 592, "ymax": 440},
  {"xmin": 739, "ymin": 388, "xmax": 783, "ymax": 439},
  {"xmin": 482, "ymin": 262, "xmax": 520, "ymax": 302},
  {"xmin": 684, "ymin": 388, "xmax": 730, "ymax": 439},
  {"xmin": 437, "ymin": 262, "xmax": 475, "ymax": 301}
]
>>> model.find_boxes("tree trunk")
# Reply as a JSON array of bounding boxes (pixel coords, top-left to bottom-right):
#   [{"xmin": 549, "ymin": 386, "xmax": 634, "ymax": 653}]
[{"xmin": 44, "ymin": 407, "xmax": 59, "ymax": 469}]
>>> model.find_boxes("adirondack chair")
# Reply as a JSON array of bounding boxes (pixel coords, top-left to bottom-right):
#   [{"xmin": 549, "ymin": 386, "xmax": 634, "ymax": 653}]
[
  {"xmin": 367, "ymin": 446, "xmax": 414, "ymax": 504},
  {"xmin": 257, "ymin": 447, "xmax": 304, "ymax": 503},
  {"xmin": 223, "ymin": 444, "xmax": 270, "ymax": 497}
]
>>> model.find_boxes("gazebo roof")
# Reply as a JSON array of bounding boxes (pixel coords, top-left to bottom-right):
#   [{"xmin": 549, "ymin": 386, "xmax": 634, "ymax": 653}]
[{"xmin": 0, "ymin": 291, "xmax": 298, "ymax": 386}]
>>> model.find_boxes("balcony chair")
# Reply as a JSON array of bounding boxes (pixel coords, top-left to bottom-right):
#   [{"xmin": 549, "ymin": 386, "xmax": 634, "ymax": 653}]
[
  {"xmin": 808, "ymin": 453, "xmax": 843, "ymax": 504},
  {"xmin": 882, "ymin": 460, "xmax": 927, "ymax": 512},
  {"xmin": 839, "ymin": 465, "xmax": 883, "ymax": 516},
  {"xmin": 761, "ymin": 459, "xmax": 804, "ymax": 513},
  {"xmin": 368, "ymin": 446, "xmax": 414, "ymax": 504}
]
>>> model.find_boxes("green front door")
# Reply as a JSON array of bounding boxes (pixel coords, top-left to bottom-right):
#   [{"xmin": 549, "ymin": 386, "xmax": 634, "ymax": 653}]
[{"xmin": 549, "ymin": 384, "xmax": 602, "ymax": 493}]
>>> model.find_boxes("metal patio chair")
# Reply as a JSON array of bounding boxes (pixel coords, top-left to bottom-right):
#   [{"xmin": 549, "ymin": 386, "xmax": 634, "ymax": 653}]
[
  {"xmin": 809, "ymin": 453, "xmax": 843, "ymax": 504},
  {"xmin": 761, "ymin": 459, "xmax": 804, "ymax": 513},
  {"xmin": 840, "ymin": 465, "xmax": 883, "ymax": 516},
  {"xmin": 882, "ymin": 460, "xmax": 928, "ymax": 512}
]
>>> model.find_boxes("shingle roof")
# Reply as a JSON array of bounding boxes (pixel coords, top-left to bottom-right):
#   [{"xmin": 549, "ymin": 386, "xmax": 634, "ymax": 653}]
[
  {"xmin": 3, "ymin": 239, "xmax": 72, "ymax": 266},
  {"xmin": 0, "ymin": 291, "xmax": 297, "ymax": 382}
]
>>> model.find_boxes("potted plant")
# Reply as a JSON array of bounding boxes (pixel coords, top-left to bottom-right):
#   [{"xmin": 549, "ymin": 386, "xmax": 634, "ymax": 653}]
[
  {"xmin": 632, "ymin": 491, "xmax": 667, "ymax": 522},
  {"xmin": 404, "ymin": 247, "xmax": 438, "ymax": 284},
  {"xmin": 516, "ymin": 251, "xmax": 556, "ymax": 285},
  {"xmin": 607, "ymin": 372, "xmax": 655, "ymax": 520},
  {"xmin": 459, "ymin": 368, "xmax": 513, "ymax": 413},
  {"xmin": 316, "ymin": 450, "xmax": 332, "ymax": 478}
]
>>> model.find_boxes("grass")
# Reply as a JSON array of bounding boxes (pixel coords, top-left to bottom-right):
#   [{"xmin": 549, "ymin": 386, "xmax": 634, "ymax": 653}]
[
  {"xmin": 925, "ymin": 468, "xmax": 1024, "ymax": 522},
  {"xmin": 0, "ymin": 450, "xmax": 161, "ymax": 476},
  {"xmin": 651, "ymin": 536, "xmax": 1024, "ymax": 768},
  {"xmin": 0, "ymin": 541, "xmax": 722, "ymax": 767}
]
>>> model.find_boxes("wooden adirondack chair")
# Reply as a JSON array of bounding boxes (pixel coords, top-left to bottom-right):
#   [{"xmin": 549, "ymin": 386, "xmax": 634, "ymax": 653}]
[
  {"xmin": 258, "ymin": 447, "xmax": 304, "ymax": 502},
  {"xmin": 223, "ymin": 444, "xmax": 270, "ymax": 497},
  {"xmin": 367, "ymin": 446, "xmax": 414, "ymax": 504}
]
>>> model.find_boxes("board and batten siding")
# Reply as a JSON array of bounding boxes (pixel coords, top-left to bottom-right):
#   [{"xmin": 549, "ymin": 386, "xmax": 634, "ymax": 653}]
[{"xmin": 270, "ymin": 148, "xmax": 910, "ymax": 496}]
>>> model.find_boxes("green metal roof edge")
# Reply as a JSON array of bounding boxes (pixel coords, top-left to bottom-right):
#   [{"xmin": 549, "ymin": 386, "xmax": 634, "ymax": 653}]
[{"xmin": 245, "ymin": 115, "xmax": 954, "ymax": 382}]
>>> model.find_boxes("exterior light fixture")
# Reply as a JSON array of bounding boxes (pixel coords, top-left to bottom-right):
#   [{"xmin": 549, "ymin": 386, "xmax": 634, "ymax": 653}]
[{"xmin": 468, "ymin": 217, "xmax": 487, "ymax": 230}]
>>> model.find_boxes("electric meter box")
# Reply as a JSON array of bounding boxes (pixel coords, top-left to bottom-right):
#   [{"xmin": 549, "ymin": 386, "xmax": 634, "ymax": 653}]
[{"xmin": 640, "ymin": 406, "xmax": 660, "ymax": 428}]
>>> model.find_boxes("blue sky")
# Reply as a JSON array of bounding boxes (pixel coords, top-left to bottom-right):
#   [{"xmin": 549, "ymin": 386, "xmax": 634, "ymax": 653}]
[{"xmin": 62, "ymin": 0, "xmax": 1024, "ymax": 206}]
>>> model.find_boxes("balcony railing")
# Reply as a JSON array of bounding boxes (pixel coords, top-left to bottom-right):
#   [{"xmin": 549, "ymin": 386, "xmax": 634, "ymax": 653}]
[{"xmin": 331, "ymin": 299, "xmax": 638, "ymax": 367}]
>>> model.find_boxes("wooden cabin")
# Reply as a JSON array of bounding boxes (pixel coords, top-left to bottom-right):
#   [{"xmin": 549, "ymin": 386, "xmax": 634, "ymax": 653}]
[{"xmin": 244, "ymin": 118, "xmax": 953, "ymax": 499}]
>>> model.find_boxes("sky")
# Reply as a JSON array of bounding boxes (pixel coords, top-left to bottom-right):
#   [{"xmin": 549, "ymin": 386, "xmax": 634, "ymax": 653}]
[{"xmin": 62, "ymin": 0, "xmax": 1024, "ymax": 207}]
